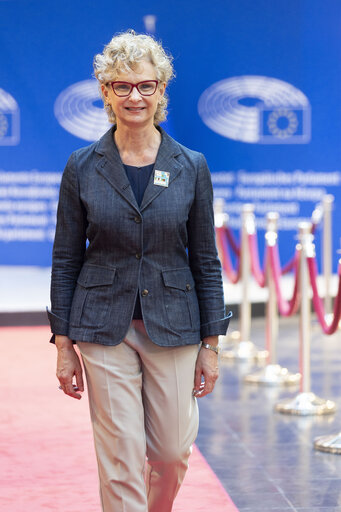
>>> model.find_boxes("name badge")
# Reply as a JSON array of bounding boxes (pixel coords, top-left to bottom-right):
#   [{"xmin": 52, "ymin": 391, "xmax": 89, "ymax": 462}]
[{"xmin": 154, "ymin": 169, "xmax": 170, "ymax": 187}]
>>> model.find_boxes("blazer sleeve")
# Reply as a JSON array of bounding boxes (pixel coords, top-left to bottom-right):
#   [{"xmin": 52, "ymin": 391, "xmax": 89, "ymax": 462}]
[
  {"xmin": 187, "ymin": 153, "xmax": 231, "ymax": 339},
  {"xmin": 47, "ymin": 152, "xmax": 87, "ymax": 341}
]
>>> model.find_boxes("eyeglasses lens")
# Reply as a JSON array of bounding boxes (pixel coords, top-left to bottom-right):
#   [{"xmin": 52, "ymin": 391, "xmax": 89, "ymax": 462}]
[{"xmin": 137, "ymin": 82, "xmax": 157, "ymax": 95}]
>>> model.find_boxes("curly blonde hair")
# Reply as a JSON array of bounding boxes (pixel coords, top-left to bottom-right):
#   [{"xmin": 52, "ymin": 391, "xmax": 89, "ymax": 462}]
[{"xmin": 93, "ymin": 30, "xmax": 175, "ymax": 125}]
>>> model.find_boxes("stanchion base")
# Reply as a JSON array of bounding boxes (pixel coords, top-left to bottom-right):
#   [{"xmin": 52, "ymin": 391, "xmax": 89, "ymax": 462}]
[
  {"xmin": 218, "ymin": 331, "xmax": 240, "ymax": 349},
  {"xmin": 314, "ymin": 433, "xmax": 341, "ymax": 454},
  {"xmin": 244, "ymin": 364, "xmax": 301, "ymax": 386},
  {"xmin": 221, "ymin": 341, "xmax": 268, "ymax": 361},
  {"xmin": 275, "ymin": 392, "xmax": 336, "ymax": 416},
  {"xmin": 220, "ymin": 330, "xmax": 241, "ymax": 344}
]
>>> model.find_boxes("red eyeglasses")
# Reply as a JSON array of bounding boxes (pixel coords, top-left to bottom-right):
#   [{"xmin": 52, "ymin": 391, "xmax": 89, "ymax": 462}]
[{"xmin": 109, "ymin": 80, "xmax": 159, "ymax": 97}]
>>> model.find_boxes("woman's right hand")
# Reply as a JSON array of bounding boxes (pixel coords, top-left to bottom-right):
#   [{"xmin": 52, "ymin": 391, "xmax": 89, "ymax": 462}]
[{"xmin": 55, "ymin": 335, "xmax": 84, "ymax": 400}]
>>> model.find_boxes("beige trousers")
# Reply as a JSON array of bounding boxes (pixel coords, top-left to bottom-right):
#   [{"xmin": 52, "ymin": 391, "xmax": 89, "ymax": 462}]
[{"xmin": 77, "ymin": 320, "xmax": 199, "ymax": 512}]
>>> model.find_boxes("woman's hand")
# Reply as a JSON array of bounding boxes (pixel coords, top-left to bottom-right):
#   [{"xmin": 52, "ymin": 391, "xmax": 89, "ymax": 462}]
[
  {"xmin": 193, "ymin": 336, "xmax": 219, "ymax": 398},
  {"xmin": 55, "ymin": 335, "xmax": 84, "ymax": 400}
]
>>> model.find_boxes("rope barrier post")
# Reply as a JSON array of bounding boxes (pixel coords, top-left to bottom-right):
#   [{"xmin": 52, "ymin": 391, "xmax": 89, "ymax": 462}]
[
  {"xmin": 311, "ymin": 202, "xmax": 323, "ymax": 232},
  {"xmin": 213, "ymin": 198, "xmax": 231, "ymax": 349},
  {"xmin": 314, "ymin": 249, "xmax": 341, "ymax": 454},
  {"xmin": 222, "ymin": 204, "xmax": 267, "ymax": 361},
  {"xmin": 240, "ymin": 204, "xmax": 253, "ymax": 343},
  {"xmin": 275, "ymin": 222, "xmax": 336, "ymax": 415},
  {"xmin": 214, "ymin": 198, "xmax": 229, "ymax": 278},
  {"xmin": 220, "ymin": 214, "xmax": 243, "ymax": 349},
  {"xmin": 244, "ymin": 212, "xmax": 301, "ymax": 385},
  {"xmin": 322, "ymin": 194, "xmax": 334, "ymax": 316},
  {"xmin": 213, "ymin": 198, "xmax": 227, "ymax": 229},
  {"xmin": 266, "ymin": 212, "xmax": 279, "ymax": 364}
]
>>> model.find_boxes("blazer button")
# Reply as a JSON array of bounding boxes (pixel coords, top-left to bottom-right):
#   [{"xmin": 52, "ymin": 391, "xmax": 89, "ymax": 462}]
[
  {"xmin": 134, "ymin": 216, "xmax": 142, "ymax": 224},
  {"xmin": 141, "ymin": 289, "xmax": 149, "ymax": 297},
  {"xmin": 186, "ymin": 284, "xmax": 191, "ymax": 291},
  {"xmin": 135, "ymin": 253, "xmax": 142, "ymax": 259}
]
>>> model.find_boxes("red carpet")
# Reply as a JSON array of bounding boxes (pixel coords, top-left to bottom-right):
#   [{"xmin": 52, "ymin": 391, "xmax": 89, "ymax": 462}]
[{"xmin": 0, "ymin": 326, "xmax": 238, "ymax": 511}]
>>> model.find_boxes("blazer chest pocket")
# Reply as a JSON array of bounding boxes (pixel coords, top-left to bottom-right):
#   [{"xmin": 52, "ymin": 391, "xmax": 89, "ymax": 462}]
[
  {"xmin": 70, "ymin": 264, "xmax": 116, "ymax": 329},
  {"xmin": 162, "ymin": 268, "xmax": 200, "ymax": 332}
]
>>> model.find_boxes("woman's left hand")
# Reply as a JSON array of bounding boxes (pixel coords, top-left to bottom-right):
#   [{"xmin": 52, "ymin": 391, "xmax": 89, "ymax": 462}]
[{"xmin": 193, "ymin": 337, "xmax": 219, "ymax": 398}]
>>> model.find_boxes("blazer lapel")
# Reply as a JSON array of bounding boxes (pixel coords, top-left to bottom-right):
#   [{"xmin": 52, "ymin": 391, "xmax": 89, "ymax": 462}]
[
  {"xmin": 94, "ymin": 126, "xmax": 183, "ymax": 213},
  {"xmin": 140, "ymin": 128, "xmax": 183, "ymax": 212},
  {"xmin": 95, "ymin": 127, "xmax": 139, "ymax": 212}
]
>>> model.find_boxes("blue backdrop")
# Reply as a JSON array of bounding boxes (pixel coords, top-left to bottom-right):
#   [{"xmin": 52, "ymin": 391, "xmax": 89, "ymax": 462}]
[{"xmin": 0, "ymin": 0, "xmax": 340, "ymax": 268}]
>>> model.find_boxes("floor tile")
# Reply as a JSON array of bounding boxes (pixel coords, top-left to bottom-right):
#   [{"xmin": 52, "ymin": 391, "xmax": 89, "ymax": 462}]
[{"xmin": 196, "ymin": 316, "xmax": 341, "ymax": 511}]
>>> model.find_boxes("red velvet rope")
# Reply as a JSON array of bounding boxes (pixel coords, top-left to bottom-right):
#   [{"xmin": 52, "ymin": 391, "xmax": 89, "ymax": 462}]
[
  {"xmin": 247, "ymin": 232, "xmax": 266, "ymax": 288},
  {"xmin": 268, "ymin": 244, "xmax": 301, "ymax": 316},
  {"xmin": 216, "ymin": 226, "xmax": 240, "ymax": 284},
  {"xmin": 307, "ymin": 257, "xmax": 341, "ymax": 335},
  {"xmin": 223, "ymin": 225, "xmax": 240, "ymax": 257},
  {"xmin": 281, "ymin": 255, "xmax": 297, "ymax": 275},
  {"xmin": 281, "ymin": 224, "xmax": 315, "ymax": 275}
]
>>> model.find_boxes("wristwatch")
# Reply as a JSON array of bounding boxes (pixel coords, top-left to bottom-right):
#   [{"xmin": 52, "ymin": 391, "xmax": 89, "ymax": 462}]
[{"xmin": 201, "ymin": 342, "xmax": 220, "ymax": 354}]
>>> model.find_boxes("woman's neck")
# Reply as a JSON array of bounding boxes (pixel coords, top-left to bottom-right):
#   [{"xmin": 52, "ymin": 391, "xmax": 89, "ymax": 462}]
[{"xmin": 114, "ymin": 123, "xmax": 161, "ymax": 166}]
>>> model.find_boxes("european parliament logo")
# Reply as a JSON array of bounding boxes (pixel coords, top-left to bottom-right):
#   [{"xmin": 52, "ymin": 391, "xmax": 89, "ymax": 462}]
[
  {"xmin": 54, "ymin": 80, "xmax": 111, "ymax": 141},
  {"xmin": 198, "ymin": 76, "xmax": 311, "ymax": 144},
  {"xmin": 0, "ymin": 88, "xmax": 20, "ymax": 146}
]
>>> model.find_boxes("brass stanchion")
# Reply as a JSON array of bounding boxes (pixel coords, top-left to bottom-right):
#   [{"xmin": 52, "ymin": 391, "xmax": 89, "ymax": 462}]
[
  {"xmin": 245, "ymin": 213, "xmax": 300, "ymax": 385},
  {"xmin": 222, "ymin": 204, "xmax": 267, "ymax": 361},
  {"xmin": 275, "ymin": 222, "xmax": 336, "ymax": 415},
  {"xmin": 314, "ymin": 247, "xmax": 341, "ymax": 453},
  {"xmin": 322, "ymin": 195, "xmax": 334, "ymax": 316},
  {"xmin": 213, "ymin": 198, "xmax": 228, "ymax": 230},
  {"xmin": 213, "ymin": 198, "xmax": 235, "ymax": 349}
]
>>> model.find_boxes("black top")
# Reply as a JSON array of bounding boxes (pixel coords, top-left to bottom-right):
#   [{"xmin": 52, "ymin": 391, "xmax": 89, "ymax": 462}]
[
  {"xmin": 123, "ymin": 162, "xmax": 155, "ymax": 319},
  {"xmin": 123, "ymin": 162, "xmax": 154, "ymax": 207}
]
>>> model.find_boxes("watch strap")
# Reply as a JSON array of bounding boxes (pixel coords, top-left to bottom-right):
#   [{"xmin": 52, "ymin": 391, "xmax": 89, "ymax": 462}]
[{"xmin": 201, "ymin": 342, "xmax": 220, "ymax": 354}]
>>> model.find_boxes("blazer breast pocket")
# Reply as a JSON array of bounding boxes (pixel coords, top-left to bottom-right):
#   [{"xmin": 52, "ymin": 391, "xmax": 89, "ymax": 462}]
[
  {"xmin": 161, "ymin": 267, "xmax": 200, "ymax": 332},
  {"xmin": 69, "ymin": 264, "xmax": 116, "ymax": 329}
]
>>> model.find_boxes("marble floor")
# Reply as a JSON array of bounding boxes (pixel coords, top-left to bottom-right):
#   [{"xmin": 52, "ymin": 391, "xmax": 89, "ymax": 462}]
[{"xmin": 196, "ymin": 316, "xmax": 341, "ymax": 511}]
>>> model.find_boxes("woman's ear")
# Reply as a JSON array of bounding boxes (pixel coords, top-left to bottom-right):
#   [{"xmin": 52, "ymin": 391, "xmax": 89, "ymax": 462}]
[
  {"xmin": 101, "ymin": 83, "xmax": 109, "ymax": 98},
  {"xmin": 159, "ymin": 82, "xmax": 166, "ymax": 97}
]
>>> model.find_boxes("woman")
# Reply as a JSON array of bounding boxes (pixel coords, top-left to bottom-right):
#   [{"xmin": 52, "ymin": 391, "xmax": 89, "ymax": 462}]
[{"xmin": 48, "ymin": 30, "xmax": 231, "ymax": 512}]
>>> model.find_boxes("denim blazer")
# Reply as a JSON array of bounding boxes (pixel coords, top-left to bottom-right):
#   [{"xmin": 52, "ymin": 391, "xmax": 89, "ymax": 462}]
[{"xmin": 47, "ymin": 126, "xmax": 231, "ymax": 346}]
